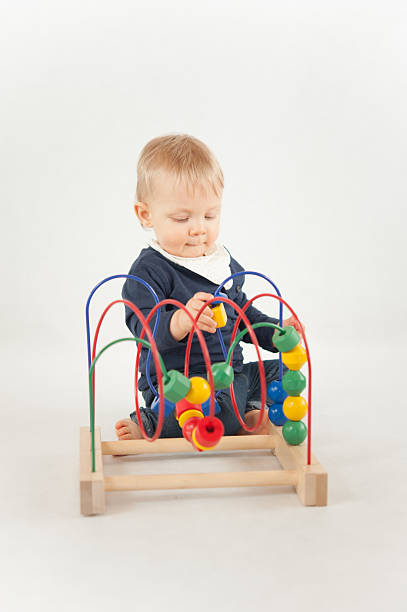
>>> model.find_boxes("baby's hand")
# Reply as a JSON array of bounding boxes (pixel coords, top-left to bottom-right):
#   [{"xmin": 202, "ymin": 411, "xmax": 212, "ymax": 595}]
[
  {"xmin": 170, "ymin": 292, "xmax": 217, "ymax": 341},
  {"xmin": 282, "ymin": 315, "xmax": 306, "ymax": 341},
  {"xmin": 183, "ymin": 292, "xmax": 218, "ymax": 334}
]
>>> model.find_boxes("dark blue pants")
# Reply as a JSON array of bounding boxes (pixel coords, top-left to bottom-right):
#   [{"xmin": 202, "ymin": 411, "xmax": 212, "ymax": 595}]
[{"xmin": 130, "ymin": 359, "xmax": 283, "ymax": 437}]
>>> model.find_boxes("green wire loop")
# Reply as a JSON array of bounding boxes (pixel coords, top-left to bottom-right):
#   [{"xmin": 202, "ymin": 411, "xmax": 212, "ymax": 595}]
[
  {"xmin": 88, "ymin": 336, "xmax": 168, "ymax": 472},
  {"xmin": 226, "ymin": 322, "xmax": 284, "ymax": 364}
]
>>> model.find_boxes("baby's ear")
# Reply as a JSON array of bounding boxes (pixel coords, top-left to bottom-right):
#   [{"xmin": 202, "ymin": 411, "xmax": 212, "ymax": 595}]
[{"xmin": 134, "ymin": 201, "xmax": 153, "ymax": 228}]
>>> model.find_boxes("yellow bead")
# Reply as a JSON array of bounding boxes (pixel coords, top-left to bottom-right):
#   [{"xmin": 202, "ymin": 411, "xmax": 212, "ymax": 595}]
[
  {"xmin": 178, "ymin": 409, "xmax": 204, "ymax": 428},
  {"xmin": 185, "ymin": 376, "xmax": 211, "ymax": 404},
  {"xmin": 281, "ymin": 344, "xmax": 307, "ymax": 370},
  {"xmin": 282, "ymin": 396, "xmax": 308, "ymax": 421},
  {"xmin": 211, "ymin": 303, "xmax": 227, "ymax": 328}
]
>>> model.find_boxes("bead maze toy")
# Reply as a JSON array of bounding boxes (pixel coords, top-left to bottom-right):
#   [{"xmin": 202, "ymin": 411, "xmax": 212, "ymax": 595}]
[{"xmin": 80, "ymin": 272, "xmax": 328, "ymax": 515}]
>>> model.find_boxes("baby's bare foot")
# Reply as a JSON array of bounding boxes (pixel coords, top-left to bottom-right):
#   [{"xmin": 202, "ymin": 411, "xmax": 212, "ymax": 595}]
[{"xmin": 115, "ymin": 418, "xmax": 142, "ymax": 440}]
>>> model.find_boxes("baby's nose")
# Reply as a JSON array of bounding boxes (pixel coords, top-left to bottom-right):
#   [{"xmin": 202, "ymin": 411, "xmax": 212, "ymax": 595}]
[{"xmin": 189, "ymin": 221, "xmax": 205, "ymax": 235}]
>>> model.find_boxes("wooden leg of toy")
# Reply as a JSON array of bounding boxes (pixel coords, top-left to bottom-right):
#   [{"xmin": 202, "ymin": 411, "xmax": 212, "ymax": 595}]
[
  {"xmin": 271, "ymin": 423, "xmax": 328, "ymax": 506},
  {"xmin": 80, "ymin": 427, "xmax": 106, "ymax": 516},
  {"xmin": 296, "ymin": 464, "xmax": 328, "ymax": 506}
]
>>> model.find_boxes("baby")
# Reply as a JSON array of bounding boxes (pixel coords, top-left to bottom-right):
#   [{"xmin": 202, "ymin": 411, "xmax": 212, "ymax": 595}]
[{"xmin": 115, "ymin": 134, "xmax": 303, "ymax": 441}]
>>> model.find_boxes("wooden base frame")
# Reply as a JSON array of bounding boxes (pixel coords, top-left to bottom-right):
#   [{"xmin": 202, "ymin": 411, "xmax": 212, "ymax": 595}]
[{"xmin": 79, "ymin": 424, "xmax": 327, "ymax": 515}]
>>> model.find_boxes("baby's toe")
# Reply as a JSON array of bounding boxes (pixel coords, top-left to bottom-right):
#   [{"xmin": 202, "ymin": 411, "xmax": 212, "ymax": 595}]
[
  {"xmin": 118, "ymin": 432, "xmax": 132, "ymax": 440},
  {"xmin": 115, "ymin": 419, "xmax": 128, "ymax": 430},
  {"xmin": 115, "ymin": 421, "xmax": 131, "ymax": 440}
]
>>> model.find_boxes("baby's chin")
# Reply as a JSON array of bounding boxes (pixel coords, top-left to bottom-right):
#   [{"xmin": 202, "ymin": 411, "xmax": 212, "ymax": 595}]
[{"xmin": 160, "ymin": 242, "xmax": 210, "ymax": 257}]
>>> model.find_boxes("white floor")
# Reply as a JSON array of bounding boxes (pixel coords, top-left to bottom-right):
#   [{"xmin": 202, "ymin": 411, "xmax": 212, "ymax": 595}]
[{"xmin": 1, "ymin": 342, "xmax": 406, "ymax": 612}]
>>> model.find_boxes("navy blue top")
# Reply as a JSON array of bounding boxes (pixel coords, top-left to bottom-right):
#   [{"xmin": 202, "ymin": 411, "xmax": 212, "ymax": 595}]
[{"xmin": 122, "ymin": 246, "xmax": 279, "ymax": 392}]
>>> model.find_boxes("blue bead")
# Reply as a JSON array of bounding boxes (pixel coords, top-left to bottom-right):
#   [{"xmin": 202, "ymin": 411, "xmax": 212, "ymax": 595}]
[
  {"xmin": 201, "ymin": 398, "xmax": 221, "ymax": 416},
  {"xmin": 267, "ymin": 380, "xmax": 287, "ymax": 403},
  {"xmin": 268, "ymin": 402, "xmax": 288, "ymax": 426},
  {"xmin": 151, "ymin": 396, "xmax": 175, "ymax": 418}
]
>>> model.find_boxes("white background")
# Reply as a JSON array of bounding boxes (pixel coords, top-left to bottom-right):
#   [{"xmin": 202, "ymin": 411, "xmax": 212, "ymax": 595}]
[{"xmin": 1, "ymin": 1, "xmax": 406, "ymax": 611}]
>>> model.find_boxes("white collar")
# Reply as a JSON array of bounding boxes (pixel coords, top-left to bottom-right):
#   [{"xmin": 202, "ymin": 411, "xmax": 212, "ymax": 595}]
[{"xmin": 147, "ymin": 239, "xmax": 233, "ymax": 289}]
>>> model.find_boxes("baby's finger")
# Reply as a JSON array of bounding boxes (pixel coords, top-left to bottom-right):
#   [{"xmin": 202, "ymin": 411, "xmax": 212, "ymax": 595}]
[
  {"xmin": 197, "ymin": 314, "xmax": 217, "ymax": 326},
  {"xmin": 197, "ymin": 315, "xmax": 218, "ymax": 332},
  {"xmin": 193, "ymin": 292, "xmax": 214, "ymax": 303},
  {"xmin": 190, "ymin": 300, "xmax": 214, "ymax": 318},
  {"xmin": 198, "ymin": 324, "xmax": 218, "ymax": 334}
]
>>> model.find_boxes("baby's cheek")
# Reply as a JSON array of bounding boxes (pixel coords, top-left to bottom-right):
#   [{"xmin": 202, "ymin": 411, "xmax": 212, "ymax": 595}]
[
  {"xmin": 166, "ymin": 228, "xmax": 184, "ymax": 246},
  {"xmin": 209, "ymin": 224, "xmax": 220, "ymax": 243}
]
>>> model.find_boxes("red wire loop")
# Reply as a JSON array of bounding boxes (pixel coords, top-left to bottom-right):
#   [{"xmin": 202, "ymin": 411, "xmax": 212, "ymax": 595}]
[
  {"xmin": 91, "ymin": 299, "xmax": 165, "ymax": 442},
  {"xmin": 135, "ymin": 298, "xmax": 216, "ymax": 427},
  {"xmin": 185, "ymin": 296, "xmax": 267, "ymax": 433},
  {"xmin": 231, "ymin": 292, "xmax": 312, "ymax": 465}
]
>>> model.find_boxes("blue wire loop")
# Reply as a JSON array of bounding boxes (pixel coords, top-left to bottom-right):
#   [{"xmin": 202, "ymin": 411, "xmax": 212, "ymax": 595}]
[
  {"xmin": 85, "ymin": 271, "xmax": 284, "ymax": 407},
  {"xmin": 85, "ymin": 274, "xmax": 161, "ymax": 397},
  {"xmin": 214, "ymin": 271, "xmax": 284, "ymax": 381}
]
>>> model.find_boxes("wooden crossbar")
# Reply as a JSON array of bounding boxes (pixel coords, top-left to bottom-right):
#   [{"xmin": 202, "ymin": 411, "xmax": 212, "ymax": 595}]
[
  {"xmin": 102, "ymin": 434, "xmax": 277, "ymax": 455},
  {"xmin": 104, "ymin": 469, "xmax": 297, "ymax": 491}
]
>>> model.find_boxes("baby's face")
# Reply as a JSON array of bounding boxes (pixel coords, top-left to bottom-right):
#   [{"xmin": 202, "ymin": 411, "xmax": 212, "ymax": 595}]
[{"xmin": 140, "ymin": 170, "xmax": 222, "ymax": 258}]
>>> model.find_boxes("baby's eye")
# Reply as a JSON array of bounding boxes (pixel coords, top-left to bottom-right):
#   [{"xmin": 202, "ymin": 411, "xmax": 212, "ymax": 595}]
[
  {"xmin": 205, "ymin": 216, "xmax": 215, "ymax": 220},
  {"xmin": 173, "ymin": 218, "xmax": 189, "ymax": 223}
]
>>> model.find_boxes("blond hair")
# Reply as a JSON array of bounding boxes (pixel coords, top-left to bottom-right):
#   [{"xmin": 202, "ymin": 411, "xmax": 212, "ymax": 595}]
[{"xmin": 136, "ymin": 134, "xmax": 224, "ymax": 202}]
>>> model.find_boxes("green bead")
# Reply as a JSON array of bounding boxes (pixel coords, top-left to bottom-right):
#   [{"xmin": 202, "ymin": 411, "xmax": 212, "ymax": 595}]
[
  {"xmin": 273, "ymin": 326, "xmax": 300, "ymax": 352},
  {"xmin": 282, "ymin": 370, "xmax": 306, "ymax": 396},
  {"xmin": 163, "ymin": 370, "xmax": 191, "ymax": 403},
  {"xmin": 282, "ymin": 420, "xmax": 307, "ymax": 445},
  {"xmin": 211, "ymin": 362, "xmax": 234, "ymax": 390}
]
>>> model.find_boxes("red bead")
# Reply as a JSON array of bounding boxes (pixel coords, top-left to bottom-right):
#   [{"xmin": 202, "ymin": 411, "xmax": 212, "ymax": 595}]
[
  {"xmin": 182, "ymin": 417, "xmax": 202, "ymax": 442},
  {"xmin": 175, "ymin": 398, "xmax": 200, "ymax": 419},
  {"xmin": 194, "ymin": 416, "xmax": 224, "ymax": 448}
]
